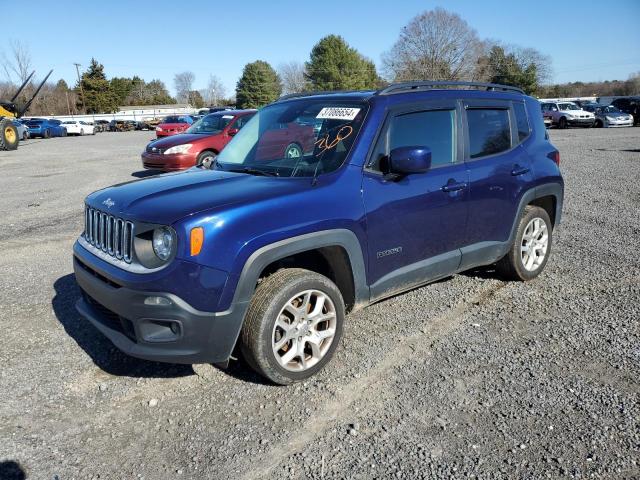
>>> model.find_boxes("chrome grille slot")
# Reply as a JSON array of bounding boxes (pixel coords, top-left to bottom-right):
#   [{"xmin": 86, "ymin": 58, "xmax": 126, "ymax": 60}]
[{"xmin": 83, "ymin": 206, "xmax": 134, "ymax": 264}]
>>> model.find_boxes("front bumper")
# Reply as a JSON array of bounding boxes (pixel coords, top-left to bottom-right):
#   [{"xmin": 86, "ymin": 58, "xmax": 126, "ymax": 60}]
[
  {"xmin": 605, "ymin": 119, "xmax": 633, "ymax": 127},
  {"xmin": 73, "ymin": 244, "xmax": 248, "ymax": 364},
  {"xmin": 566, "ymin": 118, "xmax": 595, "ymax": 126},
  {"xmin": 141, "ymin": 151, "xmax": 196, "ymax": 171}
]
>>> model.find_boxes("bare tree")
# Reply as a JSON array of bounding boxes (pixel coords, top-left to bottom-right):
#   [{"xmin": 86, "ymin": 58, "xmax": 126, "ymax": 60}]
[
  {"xmin": 510, "ymin": 45, "xmax": 553, "ymax": 85},
  {"xmin": 381, "ymin": 8, "xmax": 485, "ymax": 82},
  {"xmin": 174, "ymin": 71, "xmax": 195, "ymax": 103},
  {"xmin": 1, "ymin": 40, "xmax": 33, "ymax": 84},
  {"xmin": 201, "ymin": 74, "xmax": 227, "ymax": 106},
  {"xmin": 278, "ymin": 61, "xmax": 308, "ymax": 95}
]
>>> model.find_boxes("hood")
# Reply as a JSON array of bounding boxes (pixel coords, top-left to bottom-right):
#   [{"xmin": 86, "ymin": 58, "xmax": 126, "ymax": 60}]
[
  {"xmin": 86, "ymin": 169, "xmax": 310, "ymax": 224},
  {"xmin": 147, "ymin": 133, "xmax": 219, "ymax": 150}
]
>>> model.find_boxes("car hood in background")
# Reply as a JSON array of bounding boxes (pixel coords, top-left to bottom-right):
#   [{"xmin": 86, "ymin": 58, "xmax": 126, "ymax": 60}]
[
  {"xmin": 85, "ymin": 169, "xmax": 310, "ymax": 224},
  {"xmin": 147, "ymin": 133, "xmax": 222, "ymax": 150},
  {"xmin": 157, "ymin": 122, "xmax": 189, "ymax": 129}
]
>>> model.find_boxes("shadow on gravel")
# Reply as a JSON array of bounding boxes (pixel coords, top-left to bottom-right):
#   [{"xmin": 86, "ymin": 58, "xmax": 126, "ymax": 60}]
[
  {"xmin": 461, "ymin": 265, "xmax": 501, "ymax": 280},
  {"xmin": 52, "ymin": 274, "xmax": 193, "ymax": 379},
  {"xmin": 0, "ymin": 460, "xmax": 26, "ymax": 480},
  {"xmin": 596, "ymin": 148, "xmax": 640, "ymax": 153},
  {"xmin": 131, "ymin": 170, "xmax": 159, "ymax": 178}
]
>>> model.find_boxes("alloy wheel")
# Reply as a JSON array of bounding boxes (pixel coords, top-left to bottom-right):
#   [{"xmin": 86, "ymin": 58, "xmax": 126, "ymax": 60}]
[
  {"xmin": 271, "ymin": 289, "xmax": 337, "ymax": 371},
  {"xmin": 520, "ymin": 217, "xmax": 549, "ymax": 272}
]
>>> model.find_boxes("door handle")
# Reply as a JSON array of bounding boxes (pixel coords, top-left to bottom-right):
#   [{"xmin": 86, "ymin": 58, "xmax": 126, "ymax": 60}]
[
  {"xmin": 511, "ymin": 165, "xmax": 530, "ymax": 176},
  {"xmin": 441, "ymin": 181, "xmax": 468, "ymax": 193}
]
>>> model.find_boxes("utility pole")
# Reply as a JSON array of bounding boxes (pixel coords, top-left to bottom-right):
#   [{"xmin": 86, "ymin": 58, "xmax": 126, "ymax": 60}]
[
  {"xmin": 74, "ymin": 63, "xmax": 86, "ymax": 114},
  {"xmin": 65, "ymin": 90, "xmax": 71, "ymax": 116}
]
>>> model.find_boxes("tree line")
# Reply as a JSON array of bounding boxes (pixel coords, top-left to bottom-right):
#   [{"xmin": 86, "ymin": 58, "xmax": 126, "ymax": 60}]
[{"xmin": 2, "ymin": 8, "xmax": 639, "ymax": 115}]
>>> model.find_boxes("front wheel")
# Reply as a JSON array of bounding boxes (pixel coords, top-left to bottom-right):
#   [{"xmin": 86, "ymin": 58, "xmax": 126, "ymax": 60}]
[
  {"xmin": 0, "ymin": 118, "xmax": 19, "ymax": 150},
  {"xmin": 595, "ymin": 119, "xmax": 603, "ymax": 128},
  {"xmin": 43, "ymin": 129, "xmax": 51, "ymax": 139},
  {"xmin": 80, "ymin": 129, "xmax": 84, "ymax": 136},
  {"xmin": 240, "ymin": 268, "xmax": 345, "ymax": 385},
  {"xmin": 284, "ymin": 143, "xmax": 303, "ymax": 158},
  {"xmin": 197, "ymin": 150, "xmax": 217, "ymax": 169},
  {"xmin": 558, "ymin": 117, "xmax": 567, "ymax": 129},
  {"xmin": 497, "ymin": 206, "xmax": 553, "ymax": 281}
]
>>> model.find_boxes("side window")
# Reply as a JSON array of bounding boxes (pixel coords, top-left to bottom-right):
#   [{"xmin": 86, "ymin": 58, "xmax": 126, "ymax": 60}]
[
  {"xmin": 384, "ymin": 109, "xmax": 456, "ymax": 169},
  {"xmin": 467, "ymin": 108, "xmax": 511, "ymax": 159},
  {"xmin": 234, "ymin": 115, "xmax": 253, "ymax": 130},
  {"xmin": 513, "ymin": 103, "xmax": 530, "ymax": 142}
]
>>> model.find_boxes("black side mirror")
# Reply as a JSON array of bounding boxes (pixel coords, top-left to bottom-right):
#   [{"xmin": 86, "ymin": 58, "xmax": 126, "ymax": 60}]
[{"xmin": 388, "ymin": 146, "xmax": 432, "ymax": 174}]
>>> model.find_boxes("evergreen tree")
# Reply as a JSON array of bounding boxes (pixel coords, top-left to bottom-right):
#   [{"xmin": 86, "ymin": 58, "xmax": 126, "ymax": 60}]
[
  {"xmin": 306, "ymin": 35, "xmax": 380, "ymax": 90},
  {"xmin": 235, "ymin": 60, "xmax": 282, "ymax": 108},
  {"xmin": 77, "ymin": 58, "xmax": 118, "ymax": 113},
  {"xmin": 486, "ymin": 46, "xmax": 538, "ymax": 94}
]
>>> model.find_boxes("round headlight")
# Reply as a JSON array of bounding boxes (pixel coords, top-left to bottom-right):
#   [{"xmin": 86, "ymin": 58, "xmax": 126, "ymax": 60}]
[{"xmin": 152, "ymin": 227, "xmax": 174, "ymax": 261}]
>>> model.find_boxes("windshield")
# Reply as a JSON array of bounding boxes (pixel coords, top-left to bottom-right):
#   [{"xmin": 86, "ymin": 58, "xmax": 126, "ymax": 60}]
[
  {"xmin": 215, "ymin": 100, "xmax": 368, "ymax": 178},
  {"xmin": 602, "ymin": 105, "xmax": 621, "ymax": 113},
  {"xmin": 27, "ymin": 120, "xmax": 43, "ymax": 125},
  {"xmin": 61, "ymin": 121, "xmax": 75, "ymax": 124},
  {"xmin": 559, "ymin": 103, "xmax": 580, "ymax": 111},
  {"xmin": 187, "ymin": 113, "xmax": 235, "ymax": 134}
]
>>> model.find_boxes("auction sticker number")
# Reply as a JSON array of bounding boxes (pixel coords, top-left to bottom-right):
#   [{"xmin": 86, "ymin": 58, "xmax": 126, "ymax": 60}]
[{"xmin": 316, "ymin": 107, "xmax": 361, "ymax": 121}]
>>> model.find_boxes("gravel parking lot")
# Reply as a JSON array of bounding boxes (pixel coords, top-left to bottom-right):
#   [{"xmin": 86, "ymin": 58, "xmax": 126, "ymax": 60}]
[{"xmin": 0, "ymin": 128, "xmax": 638, "ymax": 479}]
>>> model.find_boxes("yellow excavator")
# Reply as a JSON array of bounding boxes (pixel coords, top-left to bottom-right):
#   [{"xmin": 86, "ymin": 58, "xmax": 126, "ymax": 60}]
[{"xmin": 0, "ymin": 69, "xmax": 53, "ymax": 151}]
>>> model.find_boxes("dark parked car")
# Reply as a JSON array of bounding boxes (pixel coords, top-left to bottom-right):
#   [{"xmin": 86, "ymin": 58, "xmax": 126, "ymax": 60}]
[
  {"xmin": 73, "ymin": 81, "xmax": 563, "ymax": 384},
  {"xmin": 26, "ymin": 118, "xmax": 67, "ymax": 138},
  {"xmin": 94, "ymin": 120, "xmax": 110, "ymax": 132},
  {"xmin": 610, "ymin": 97, "xmax": 640, "ymax": 126}
]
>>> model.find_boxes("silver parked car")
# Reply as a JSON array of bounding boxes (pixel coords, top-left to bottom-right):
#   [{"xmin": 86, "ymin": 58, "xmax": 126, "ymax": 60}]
[
  {"xmin": 582, "ymin": 104, "xmax": 634, "ymax": 128},
  {"xmin": 12, "ymin": 120, "xmax": 29, "ymax": 141}
]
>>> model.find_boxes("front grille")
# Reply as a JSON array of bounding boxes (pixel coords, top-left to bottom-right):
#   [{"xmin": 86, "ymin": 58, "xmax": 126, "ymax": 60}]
[{"xmin": 84, "ymin": 206, "xmax": 134, "ymax": 263}]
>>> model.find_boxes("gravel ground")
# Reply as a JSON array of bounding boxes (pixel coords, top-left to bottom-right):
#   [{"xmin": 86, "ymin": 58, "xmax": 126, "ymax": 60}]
[{"xmin": 0, "ymin": 128, "xmax": 638, "ymax": 480}]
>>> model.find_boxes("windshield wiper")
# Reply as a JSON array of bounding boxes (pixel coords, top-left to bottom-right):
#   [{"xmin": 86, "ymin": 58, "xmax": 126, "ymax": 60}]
[{"xmin": 225, "ymin": 167, "xmax": 279, "ymax": 177}]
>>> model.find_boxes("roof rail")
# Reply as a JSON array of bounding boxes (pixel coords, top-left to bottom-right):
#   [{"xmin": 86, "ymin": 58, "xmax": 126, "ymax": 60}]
[
  {"xmin": 276, "ymin": 89, "xmax": 374, "ymax": 102},
  {"xmin": 377, "ymin": 81, "xmax": 524, "ymax": 96}
]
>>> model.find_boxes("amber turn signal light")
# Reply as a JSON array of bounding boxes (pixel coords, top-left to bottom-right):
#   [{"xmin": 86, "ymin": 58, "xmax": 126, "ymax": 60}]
[{"xmin": 190, "ymin": 227, "xmax": 204, "ymax": 256}]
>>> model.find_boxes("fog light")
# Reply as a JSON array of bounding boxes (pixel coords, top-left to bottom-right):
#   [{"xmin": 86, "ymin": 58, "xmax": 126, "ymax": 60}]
[
  {"xmin": 144, "ymin": 296, "xmax": 172, "ymax": 306},
  {"xmin": 170, "ymin": 322, "xmax": 180, "ymax": 335}
]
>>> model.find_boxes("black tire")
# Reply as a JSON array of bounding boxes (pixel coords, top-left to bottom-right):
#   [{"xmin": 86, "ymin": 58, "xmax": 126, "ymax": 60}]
[
  {"xmin": 284, "ymin": 142, "xmax": 303, "ymax": 158},
  {"xmin": 0, "ymin": 118, "xmax": 19, "ymax": 151},
  {"xmin": 22, "ymin": 131, "xmax": 28, "ymax": 141},
  {"xmin": 196, "ymin": 150, "xmax": 217, "ymax": 169},
  {"xmin": 595, "ymin": 119, "xmax": 603, "ymax": 128},
  {"xmin": 80, "ymin": 129, "xmax": 84, "ymax": 136},
  {"xmin": 61, "ymin": 128, "xmax": 67, "ymax": 137},
  {"xmin": 496, "ymin": 205, "xmax": 553, "ymax": 281},
  {"xmin": 240, "ymin": 268, "xmax": 345, "ymax": 385},
  {"xmin": 43, "ymin": 129, "xmax": 51, "ymax": 139},
  {"xmin": 558, "ymin": 117, "xmax": 567, "ymax": 129}
]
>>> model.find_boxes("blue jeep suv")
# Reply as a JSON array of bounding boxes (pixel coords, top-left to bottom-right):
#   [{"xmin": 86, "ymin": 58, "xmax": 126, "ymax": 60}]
[{"xmin": 73, "ymin": 81, "xmax": 563, "ymax": 384}]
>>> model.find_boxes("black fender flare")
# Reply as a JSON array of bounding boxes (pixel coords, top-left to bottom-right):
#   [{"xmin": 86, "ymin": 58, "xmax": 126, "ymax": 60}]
[
  {"xmin": 212, "ymin": 229, "xmax": 369, "ymax": 363},
  {"xmin": 507, "ymin": 182, "xmax": 564, "ymax": 247}
]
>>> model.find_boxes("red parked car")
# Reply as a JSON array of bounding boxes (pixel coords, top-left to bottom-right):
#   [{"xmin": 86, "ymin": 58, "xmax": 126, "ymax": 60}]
[
  {"xmin": 155, "ymin": 115, "xmax": 195, "ymax": 138},
  {"xmin": 142, "ymin": 110, "xmax": 255, "ymax": 171},
  {"xmin": 255, "ymin": 122, "xmax": 316, "ymax": 161}
]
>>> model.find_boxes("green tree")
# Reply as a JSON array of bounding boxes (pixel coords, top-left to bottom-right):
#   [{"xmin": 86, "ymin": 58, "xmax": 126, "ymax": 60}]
[
  {"xmin": 485, "ymin": 46, "xmax": 538, "ymax": 94},
  {"xmin": 110, "ymin": 76, "xmax": 134, "ymax": 105},
  {"xmin": 188, "ymin": 90, "xmax": 205, "ymax": 108},
  {"xmin": 235, "ymin": 60, "xmax": 282, "ymax": 108},
  {"xmin": 306, "ymin": 35, "xmax": 380, "ymax": 90},
  {"xmin": 77, "ymin": 58, "xmax": 118, "ymax": 113}
]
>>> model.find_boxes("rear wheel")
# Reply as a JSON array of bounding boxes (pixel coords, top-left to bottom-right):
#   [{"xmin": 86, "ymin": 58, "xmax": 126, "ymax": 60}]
[
  {"xmin": 0, "ymin": 118, "xmax": 19, "ymax": 151},
  {"xmin": 558, "ymin": 117, "xmax": 567, "ymax": 129},
  {"xmin": 43, "ymin": 129, "xmax": 51, "ymax": 139},
  {"xmin": 595, "ymin": 119, "xmax": 603, "ymax": 128},
  {"xmin": 80, "ymin": 129, "xmax": 85, "ymax": 136},
  {"xmin": 497, "ymin": 206, "xmax": 553, "ymax": 281},
  {"xmin": 240, "ymin": 268, "xmax": 345, "ymax": 385}
]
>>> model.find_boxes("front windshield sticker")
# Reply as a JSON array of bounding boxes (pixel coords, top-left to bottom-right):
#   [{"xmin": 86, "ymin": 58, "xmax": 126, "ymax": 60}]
[{"xmin": 316, "ymin": 107, "xmax": 361, "ymax": 121}]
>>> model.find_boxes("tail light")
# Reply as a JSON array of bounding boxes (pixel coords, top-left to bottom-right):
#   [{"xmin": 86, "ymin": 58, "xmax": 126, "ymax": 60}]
[{"xmin": 547, "ymin": 151, "xmax": 560, "ymax": 166}]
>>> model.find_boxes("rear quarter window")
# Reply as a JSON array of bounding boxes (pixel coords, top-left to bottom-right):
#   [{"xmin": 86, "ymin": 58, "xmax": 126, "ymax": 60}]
[
  {"xmin": 466, "ymin": 109, "xmax": 511, "ymax": 159},
  {"xmin": 513, "ymin": 102, "xmax": 530, "ymax": 142}
]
